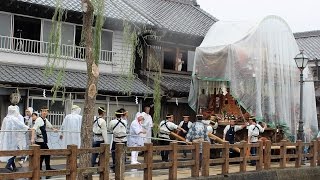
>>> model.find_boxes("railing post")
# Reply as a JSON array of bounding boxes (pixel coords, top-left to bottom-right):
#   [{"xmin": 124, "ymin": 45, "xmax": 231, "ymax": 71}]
[
  {"xmin": 310, "ymin": 140, "xmax": 317, "ymax": 167},
  {"xmin": 256, "ymin": 140, "xmax": 264, "ymax": 170},
  {"xmin": 240, "ymin": 141, "xmax": 248, "ymax": 172},
  {"xmin": 222, "ymin": 141, "xmax": 229, "ymax": 175},
  {"xmin": 264, "ymin": 140, "xmax": 271, "ymax": 170},
  {"xmin": 115, "ymin": 143, "xmax": 125, "ymax": 180},
  {"xmin": 144, "ymin": 143, "xmax": 153, "ymax": 180},
  {"xmin": 295, "ymin": 140, "xmax": 302, "ymax": 168},
  {"xmin": 202, "ymin": 141, "xmax": 210, "ymax": 177},
  {"xmin": 66, "ymin": 144, "xmax": 77, "ymax": 180},
  {"xmin": 99, "ymin": 143, "xmax": 110, "ymax": 180},
  {"xmin": 29, "ymin": 145, "xmax": 41, "ymax": 180},
  {"xmin": 169, "ymin": 142, "xmax": 178, "ymax": 180},
  {"xmin": 191, "ymin": 142, "xmax": 200, "ymax": 177},
  {"xmin": 280, "ymin": 140, "xmax": 287, "ymax": 168},
  {"xmin": 317, "ymin": 140, "xmax": 320, "ymax": 166}
]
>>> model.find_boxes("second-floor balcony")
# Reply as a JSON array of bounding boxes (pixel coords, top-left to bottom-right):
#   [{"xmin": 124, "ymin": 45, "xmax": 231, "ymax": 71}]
[
  {"xmin": 0, "ymin": 35, "xmax": 132, "ymax": 74},
  {"xmin": 0, "ymin": 35, "xmax": 115, "ymax": 64}
]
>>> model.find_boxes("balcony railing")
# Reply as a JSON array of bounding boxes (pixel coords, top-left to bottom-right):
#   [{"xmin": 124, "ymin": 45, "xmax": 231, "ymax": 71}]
[{"xmin": 0, "ymin": 35, "xmax": 114, "ymax": 63}]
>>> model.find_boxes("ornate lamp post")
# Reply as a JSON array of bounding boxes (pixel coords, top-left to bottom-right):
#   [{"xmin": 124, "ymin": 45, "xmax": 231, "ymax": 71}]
[{"xmin": 294, "ymin": 50, "xmax": 309, "ymax": 141}]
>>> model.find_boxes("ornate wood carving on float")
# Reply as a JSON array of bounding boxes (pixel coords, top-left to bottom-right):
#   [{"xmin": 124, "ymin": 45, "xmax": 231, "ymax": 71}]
[{"xmin": 196, "ymin": 86, "xmax": 284, "ymax": 143}]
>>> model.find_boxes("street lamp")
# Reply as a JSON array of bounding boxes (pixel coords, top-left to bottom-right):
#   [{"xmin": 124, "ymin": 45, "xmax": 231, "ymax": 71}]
[{"xmin": 294, "ymin": 50, "xmax": 309, "ymax": 141}]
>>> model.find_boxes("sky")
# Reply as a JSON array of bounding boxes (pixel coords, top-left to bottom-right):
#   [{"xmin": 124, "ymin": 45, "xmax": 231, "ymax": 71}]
[{"xmin": 197, "ymin": 0, "xmax": 320, "ymax": 33}]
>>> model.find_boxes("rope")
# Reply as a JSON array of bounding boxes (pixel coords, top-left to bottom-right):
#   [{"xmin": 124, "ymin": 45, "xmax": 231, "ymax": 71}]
[
  {"xmin": 0, "ymin": 130, "xmax": 80, "ymax": 133},
  {"xmin": 0, "ymin": 130, "xmax": 190, "ymax": 144}
]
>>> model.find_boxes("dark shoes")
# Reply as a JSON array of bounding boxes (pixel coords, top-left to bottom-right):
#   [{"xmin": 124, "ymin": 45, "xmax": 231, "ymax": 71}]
[
  {"xmin": 5, "ymin": 165, "xmax": 17, "ymax": 172},
  {"xmin": 5, "ymin": 165, "xmax": 12, "ymax": 171},
  {"xmin": 183, "ymin": 153, "xmax": 187, "ymax": 158},
  {"xmin": 46, "ymin": 167, "xmax": 56, "ymax": 170}
]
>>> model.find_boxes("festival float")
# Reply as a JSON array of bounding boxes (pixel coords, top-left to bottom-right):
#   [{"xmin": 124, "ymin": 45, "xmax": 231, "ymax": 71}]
[{"xmin": 188, "ymin": 15, "xmax": 318, "ymax": 143}]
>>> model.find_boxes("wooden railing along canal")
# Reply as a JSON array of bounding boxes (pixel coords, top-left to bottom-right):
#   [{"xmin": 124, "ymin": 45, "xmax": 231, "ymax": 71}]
[{"xmin": 0, "ymin": 140, "xmax": 320, "ymax": 179}]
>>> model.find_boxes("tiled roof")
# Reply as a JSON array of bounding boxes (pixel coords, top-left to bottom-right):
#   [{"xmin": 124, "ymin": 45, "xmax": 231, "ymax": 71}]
[
  {"xmin": 147, "ymin": 72, "xmax": 191, "ymax": 93},
  {"xmin": 123, "ymin": 0, "xmax": 218, "ymax": 36},
  {"xmin": 18, "ymin": 0, "xmax": 154, "ymax": 25},
  {"xmin": 294, "ymin": 30, "xmax": 320, "ymax": 59},
  {"xmin": 17, "ymin": 0, "xmax": 217, "ymax": 37},
  {"xmin": 0, "ymin": 64, "xmax": 153, "ymax": 95}
]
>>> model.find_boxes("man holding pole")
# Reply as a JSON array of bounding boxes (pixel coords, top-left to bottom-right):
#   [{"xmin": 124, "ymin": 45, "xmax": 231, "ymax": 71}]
[
  {"xmin": 185, "ymin": 114, "xmax": 210, "ymax": 170},
  {"xmin": 158, "ymin": 114, "xmax": 186, "ymax": 161}
]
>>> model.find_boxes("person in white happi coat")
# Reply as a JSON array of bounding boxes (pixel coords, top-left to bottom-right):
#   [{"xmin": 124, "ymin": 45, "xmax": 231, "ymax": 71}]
[
  {"xmin": 108, "ymin": 109, "xmax": 128, "ymax": 171},
  {"xmin": 91, "ymin": 107, "xmax": 108, "ymax": 167},
  {"xmin": 178, "ymin": 115, "xmax": 192, "ymax": 158},
  {"xmin": 59, "ymin": 105, "xmax": 82, "ymax": 148},
  {"xmin": 248, "ymin": 116, "xmax": 266, "ymax": 166},
  {"xmin": 31, "ymin": 106, "xmax": 58, "ymax": 170},
  {"xmin": 128, "ymin": 112, "xmax": 146, "ymax": 164},
  {"xmin": 159, "ymin": 114, "xmax": 186, "ymax": 161},
  {"xmin": 141, "ymin": 106, "xmax": 153, "ymax": 143},
  {"xmin": 207, "ymin": 115, "xmax": 218, "ymax": 135},
  {"xmin": 0, "ymin": 105, "xmax": 30, "ymax": 171}
]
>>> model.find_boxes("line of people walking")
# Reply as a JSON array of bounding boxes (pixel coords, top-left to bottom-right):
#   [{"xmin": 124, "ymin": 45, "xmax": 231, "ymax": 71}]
[
  {"xmin": 0, "ymin": 103, "xmax": 267, "ymax": 172},
  {"xmin": 158, "ymin": 114, "xmax": 266, "ymax": 167},
  {"xmin": 91, "ymin": 106, "xmax": 154, "ymax": 172}
]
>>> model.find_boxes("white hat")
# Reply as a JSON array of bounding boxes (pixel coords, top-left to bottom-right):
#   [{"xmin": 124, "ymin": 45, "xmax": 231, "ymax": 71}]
[
  {"xmin": 135, "ymin": 112, "xmax": 144, "ymax": 119},
  {"xmin": 72, "ymin": 105, "xmax": 80, "ymax": 110},
  {"xmin": 141, "ymin": 112, "xmax": 147, "ymax": 117},
  {"xmin": 7, "ymin": 105, "xmax": 17, "ymax": 115},
  {"xmin": 26, "ymin": 107, "xmax": 33, "ymax": 113},
  {"xmin": 32, "ymin": 111, "xmax": 39, "ymax": 116}
]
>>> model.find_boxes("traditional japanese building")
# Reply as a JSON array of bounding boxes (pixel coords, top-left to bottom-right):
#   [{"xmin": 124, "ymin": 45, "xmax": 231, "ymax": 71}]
[{"xmin": 0, "ymin": 0, "xmax": 217, "ymax": 125}]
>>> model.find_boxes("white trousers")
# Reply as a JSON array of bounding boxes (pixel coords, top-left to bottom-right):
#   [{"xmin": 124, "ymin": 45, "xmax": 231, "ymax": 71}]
[{"xmin": 131, "ymin": 151, "xmax": 139, "ymax": 164}]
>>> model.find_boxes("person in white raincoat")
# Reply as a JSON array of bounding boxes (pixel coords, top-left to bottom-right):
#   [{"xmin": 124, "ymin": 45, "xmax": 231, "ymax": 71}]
[
  {"xmin": 142, "ymin": 106, "xmax": 153, "ymax": 143},
  {"xmin": 24, "ymin": 107, "xmax": 34, "ymax": 127},
  {"xmin": 59, "ymin": 105, "xmax": 82, "ymax": 148},
  {"xmin": 13, "ymin": 105, "xmax": 27, "ymax": 152},
  {"xmin": 18, "ymin": 107, "xmax": 34, "ymax": 166},
  {"xmin": 0, "ymin": 105, "xmax": 29, "ymax": 171},
  {"xmin": 128, "ymin": 112, "xmax": 146, "ymax": 164}
]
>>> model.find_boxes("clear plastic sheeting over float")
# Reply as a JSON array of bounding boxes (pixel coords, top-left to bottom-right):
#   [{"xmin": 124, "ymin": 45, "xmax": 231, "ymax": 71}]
[{"xmin": 188, "ymin": 15, "xmax": 318, "ymax": 141}]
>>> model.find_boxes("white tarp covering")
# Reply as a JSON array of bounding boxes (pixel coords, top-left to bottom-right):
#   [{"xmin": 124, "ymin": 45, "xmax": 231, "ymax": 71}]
[{"xmin": 188, "ymin": 15, "xmax": 318, "ymax": 141}]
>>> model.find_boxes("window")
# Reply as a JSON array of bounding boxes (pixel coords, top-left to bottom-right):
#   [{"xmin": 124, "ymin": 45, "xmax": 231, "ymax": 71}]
[
  {"xmin": 100, "ymin": 30, "xmax": 113, "ymax": 62},
  {"xmin": 74, "ymin": 26, "xmax": 85, "ymax": 59},
  {"xmin": 162, "ymin": 49, "xmax": 188, "ymax": 72},
  {"xmin": 30, "ymin": 98, "xmax": 65, "ymax": 113},
  {"xmin": 31, "ymin": 99, "xmax": 48, "ymax": 112},
  {"xmin": 179, "ymin": 51, "xmax": 188, "ymax": 72},
  {"xmin": 187, "ymin": 51, "xmax": 195, "ymax": 72},
  {"xmin": 0, "ymin": 13, "xmax": 11, "ymax": 36},
  {"xmin": 49, "ymin": 100, "xmax": 65, "ymax": 112},
  {"xmin": 0, "ymin": 13, "xmax": 11, "ymax": 49},
  {"xmin": 101, "ymin": 30, "xmax": 113, "ymax": 51},
  {"xmin": 13, "ymin": 15, "xmax": 41, "ymax": 53},
  {"xmin": 163, "ymin": 50, "xmax": 176, "ymax": 70}
]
